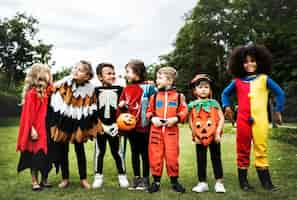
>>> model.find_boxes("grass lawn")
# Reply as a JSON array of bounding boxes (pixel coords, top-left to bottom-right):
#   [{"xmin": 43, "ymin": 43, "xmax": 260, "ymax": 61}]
[{"xmin": 0, "ymin": 118, "xmax": 296, "ymax": 200}]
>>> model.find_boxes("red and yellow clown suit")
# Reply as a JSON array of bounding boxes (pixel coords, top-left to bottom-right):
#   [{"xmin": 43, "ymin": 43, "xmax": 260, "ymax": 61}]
[
  {"xmin": 146, "ymin": 88, "xmax": 188, "ymax": 177},
  {"xmin": 222, "ymin": 74, "xmax": 285, "ymax": 168}
]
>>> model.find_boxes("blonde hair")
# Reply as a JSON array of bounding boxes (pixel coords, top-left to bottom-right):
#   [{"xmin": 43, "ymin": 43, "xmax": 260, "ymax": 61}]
[
  {"xmin": 157, "ymin": 66, "xmax": 177, "ymax": 83},
  {"xmin": 21, "ymin": 63, "xmax": 51, "ymax": 104}
]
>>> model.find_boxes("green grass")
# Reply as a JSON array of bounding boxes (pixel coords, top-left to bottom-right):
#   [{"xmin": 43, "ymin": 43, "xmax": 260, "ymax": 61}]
[{"xmin": 0, "ymin": 119, "xmax": 297, "ymax": 200}]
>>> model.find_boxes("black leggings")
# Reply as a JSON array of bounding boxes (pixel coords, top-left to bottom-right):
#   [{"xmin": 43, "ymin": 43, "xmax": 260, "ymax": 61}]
[
  {"xmin": 128, "ymin": 132, "xmax": 149, "ymax": 177},
  {"xmin": 60, "ymin": 142, "xmax": 87, "ymax": 180},
  {"xmin": 94, "ymin": 134, "xmax": 125, "ymax": 174},
  {"xmin": 196, "ymin": 141, "xmax": 223, "ymax": 182}
]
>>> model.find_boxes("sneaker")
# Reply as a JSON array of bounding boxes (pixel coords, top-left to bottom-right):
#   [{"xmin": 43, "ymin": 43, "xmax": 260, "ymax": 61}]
[
  {"xmin": 92, "ymin": 174, "xmax": 104, "ymax": 189},
  {"xmin": 141, "ymin": 177, "xmax": 150, "ymax": 190},
  {"xmin": 136, "ymin": 177, "xmax": 145, "ymax": 190},
  {"xmin": 192, "ymin": 182, "xmax": 209, "ymax": 193},
  {"xmin": 118, "ymin": 174, "xmax": 129, "ymax": 188},
  {"xmin": 148, "ymin": 182, "xmax": 160, "ymax": 193},
  {"xmin": 214, "ymin": 181, "xmax": 226, "ymax": 193},
  {"xmin": 128, "ymin": 177, "xmax": 142, "ymax": 190},
  {"xmin": 172, "ymin": 182, "xmax": 186, "ymax": 193}
]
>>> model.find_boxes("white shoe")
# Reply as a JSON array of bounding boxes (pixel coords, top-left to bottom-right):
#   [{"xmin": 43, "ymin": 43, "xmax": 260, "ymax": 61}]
[
  {"xmin": 192, "ymin": 182, "xmax": 209, "ymax": 193},
  {"xmin": 118, "ymin": 174, "xmax": 129, "ymax": 188},
  {"xmin": 214, "ymin": 181, "xmax": 226, "ymax": 193},
  {"xmin": 92, "ymin": 174, "xmax": 103, "ymax": 189}
]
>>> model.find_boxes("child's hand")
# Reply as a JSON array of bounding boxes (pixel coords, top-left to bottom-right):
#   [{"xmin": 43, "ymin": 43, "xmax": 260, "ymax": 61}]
[
  {"xmin": 214, "ymin": 134, "xmax": 221, "ymax": 143},
  {"xmin": 118, "ymin": 100, "xmax": 126, "ymax": 108},
  {"xmin": 31, "ymin": 127, "xmax": 39, "ymax": 141},
  {"xmin": 165, "ymin": 117, "xmax": 178, "ymax": 127},
  {"xmin": 151, "ymin": 117, "xmax": 164, "ymax": 127},
  {"xmin": 273, "ymin": 112, "xmax": 282, "ymax": 125},
  {"xmin": 224, "ymin": 107, "xmax": 234, "ymax": 122}
]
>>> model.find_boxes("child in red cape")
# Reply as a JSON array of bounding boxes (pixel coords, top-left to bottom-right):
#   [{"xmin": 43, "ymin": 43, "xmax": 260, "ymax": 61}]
[{"xmin": 17, "ymin": 63, "xmax": 53, "ymax": 191}]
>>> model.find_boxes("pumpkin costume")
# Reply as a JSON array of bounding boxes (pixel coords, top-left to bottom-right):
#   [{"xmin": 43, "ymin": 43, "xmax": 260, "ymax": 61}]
[
  {"xmin": 188, "ymin": 99, "xmax": 221, "ymax": 146},
  {"xmin": 188, "ymin": 74, "xmax": 225, "ymax": 193}
]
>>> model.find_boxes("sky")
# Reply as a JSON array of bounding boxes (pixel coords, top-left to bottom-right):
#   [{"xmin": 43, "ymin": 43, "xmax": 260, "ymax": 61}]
[{"xmin": 1, "ymin": 0, "xmax": 196, "ymax": 81}]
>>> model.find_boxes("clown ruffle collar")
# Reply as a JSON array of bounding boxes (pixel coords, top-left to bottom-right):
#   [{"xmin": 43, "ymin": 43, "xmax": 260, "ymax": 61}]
[{"xmin": 188, "ymin": 99, "xmax": 220, "ymax": 113}]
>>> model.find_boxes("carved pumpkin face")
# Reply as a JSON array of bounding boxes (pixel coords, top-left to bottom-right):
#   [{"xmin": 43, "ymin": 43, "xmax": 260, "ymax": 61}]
[
  {"xmin": 117, "ymin": 113, "xmax": 137, "ymax": 131},
  {"xmin": 191, "ymin": 107, "xmax": 218, "ymax": 146}
]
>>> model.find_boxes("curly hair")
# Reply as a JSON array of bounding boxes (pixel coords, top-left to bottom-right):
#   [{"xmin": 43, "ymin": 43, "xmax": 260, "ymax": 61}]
[
  {"xmin": 228, "ymin": 44, "xmax": 272, "ymax": 78},
  {"xmin": 21, "ymin": 63, "xmax": 51, "ymax": 104}
]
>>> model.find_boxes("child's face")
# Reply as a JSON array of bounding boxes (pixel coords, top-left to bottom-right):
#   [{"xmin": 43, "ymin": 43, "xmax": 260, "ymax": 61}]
[
  {"xmin": 244, "ymin": 55, "xmax": 257, "ymax": 74},
  {"xmin": 37, "ymin": 73, "xmax": 50, "ymax": 89},
  {"xmin": 72, "ymin": 63, "xmax": 90, "ymax": 82},
  {"xmin": 156, "ymin": 72, "xmax": 172, "ymax": 89},
  {"xmin": 125, "ymin": 66, "xmax": 140, "ymax": 83},
  {"xmin": 194, "ymin": 82, "xmax": 211, "ymax": 99},
  {"xmin": 98, "ymin": 66, "xmax": 116, "ymax": 86}
]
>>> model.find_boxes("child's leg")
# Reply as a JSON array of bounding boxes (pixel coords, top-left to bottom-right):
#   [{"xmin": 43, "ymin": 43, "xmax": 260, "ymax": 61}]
[
  {"xmin": 31, "ymin": 169, "xmax": 38, "ymax": 184},
  {"xmin": 209, "ymin": 141, "xmax": 223, "ymax": 180},
  {"xmin": 127, "ymin": 133, "xmax": 141, "ymax": 177},
  {"xmin": 94, "ymin": 134, "xmax": 108, "ymax": 174},
  {"xmin": 252, "ymin": 125, "xmax": 277, "ymax": 190},
  {"xmin": 164, "ymin": 130, "xmax": 185, "ymax": 193},
  {"xmin": 74, "ymin": 142, "xmax": 87, "ymax": 180},
  {"xmin": 74, "ymin": 142, "xmax": 90, "ymax": 189},
  {"xmin": 108, "ymin": 134, "xmax": 129, "ymax": 188},
  {"xmin": 139, "ymin": 133, "xmax": 149, "ymax": 178},
  {"xmin": 31, "ymin": 169, "xmax": 42, "ymax": 191},
  {"xmin": 60, "ymin": 143, "xmax": 69, "ymax": 180},
  {"xmin": 107, "ymin": 135, "xmax": 125, "ymax": 174},
  {"xmin": 209, "ymin": 141, "xmax": 225, "ymax": 193},
  {"xmin": 192, "ymin": 144, "xmax": 209, "ymax": 193},
  {"xmin": 236, "ymin": 119, "xmax": 254, "ymax": 191},
  {"xmin": 196, "ymin": 143, "xmax": 207, "ymax": 182}
]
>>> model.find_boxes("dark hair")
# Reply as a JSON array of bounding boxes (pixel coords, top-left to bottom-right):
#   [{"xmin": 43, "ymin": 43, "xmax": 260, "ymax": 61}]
[
  {"xmin": 228, "ymin": 44, "xmax": 272, "ymax": 77},
  {"xmin": 96, "ymin": 62, "xmax": 114, "ymax": 76},
  {"xmin": 79, "ymin": 60, "xmax": 94, "ymax": 79},
  {"xmin": 125, "ymin": 59, "xmax": 146, "ymax": 82}
]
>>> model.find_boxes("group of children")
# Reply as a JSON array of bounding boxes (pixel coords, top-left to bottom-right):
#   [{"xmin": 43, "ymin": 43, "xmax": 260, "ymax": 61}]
[{"xmin": 16, "ymin": 44, "xmax": 285, "ymax": 194}]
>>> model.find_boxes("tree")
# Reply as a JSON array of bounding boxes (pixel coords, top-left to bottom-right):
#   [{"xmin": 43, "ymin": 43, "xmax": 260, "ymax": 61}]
[
  {"xmin": 161, "ymin": 0, "xmax": 297, "ymax": 102},
  {"xmin": 0, "ymin": 13, "xmax": 53, "ymax": 89}
]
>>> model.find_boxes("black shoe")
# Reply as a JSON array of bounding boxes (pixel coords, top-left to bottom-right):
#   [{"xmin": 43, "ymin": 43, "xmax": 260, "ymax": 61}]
[
  {"xmin": 40, "ymin": 182, "xmax": 53, "ymax": 188},
  {"xmin": 256, "ymin": 168, "xmax": 279, "ymax": 191},
  {"xmin": 172, "ymin": 182, "xmax": 186, "ymax": 193},
  {"xmin": 148, "ymin": 182, "xmax": 160, "ymax": 193},
  {"xmin": 142, "ymin": 177, "xmax": 150, "ymax": 190},
  {"xmin": 238, "ymin": 168, "xmax": 254, "ymax": 192},
  {"xmin": 128, "ymin": 177, "xmax": 142, "ymax": 190}
]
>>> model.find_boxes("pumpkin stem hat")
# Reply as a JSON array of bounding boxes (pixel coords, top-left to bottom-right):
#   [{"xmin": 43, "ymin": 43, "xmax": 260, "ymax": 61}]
[{"xmin": 190, "ymin": 74, "xmax": 213, "ymax": 89}]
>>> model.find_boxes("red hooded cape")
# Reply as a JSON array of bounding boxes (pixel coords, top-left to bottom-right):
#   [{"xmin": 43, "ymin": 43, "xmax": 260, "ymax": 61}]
[{"xmin": 16, "ymin": 88, "xmax": 49, "ymax": 154}]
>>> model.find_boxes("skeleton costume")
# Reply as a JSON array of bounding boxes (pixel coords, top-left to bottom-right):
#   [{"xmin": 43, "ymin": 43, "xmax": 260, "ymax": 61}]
[
  {"xmin": 46, "ymin": 76, "xmax": 102, "ymax": 180},
  {"xmin": 93, "ymin": 85, "xmax": 126, "ymax": 175}
]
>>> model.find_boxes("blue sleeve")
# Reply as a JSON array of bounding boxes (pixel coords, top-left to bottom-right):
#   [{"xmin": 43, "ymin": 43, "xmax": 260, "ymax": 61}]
[
  {"xmin": 221, "ymin": 80, "xmax": 236, "ymax": 108},
  {"xmin": 267, "ymin": 77, "xmax": 285, "ymax": 112}
]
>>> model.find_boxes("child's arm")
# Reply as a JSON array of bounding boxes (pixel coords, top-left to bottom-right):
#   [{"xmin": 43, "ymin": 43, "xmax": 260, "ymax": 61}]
[
  {"xmin": 146, "ymin": 94, "xmax": 163, "ymax": 127},
  {"xmin": 267, "ymin": 77, "xmax": 285, "ymax": 124},
  {"xmin": 166, "ymin": 94, "xmax": 188, "ymax": 127},
  {"xmin": 221, "ymin": 80, "xmax": 236, "ymax": 121},
  {"xmin": 215, "ymin": 106, "xmax": 225, "ymax": 143}
]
